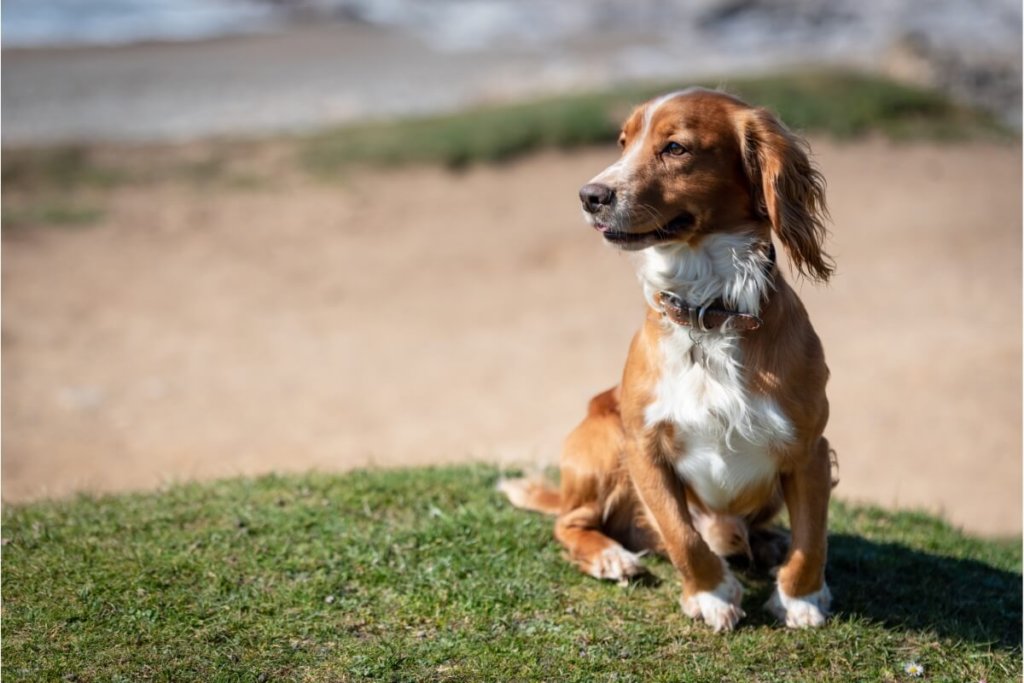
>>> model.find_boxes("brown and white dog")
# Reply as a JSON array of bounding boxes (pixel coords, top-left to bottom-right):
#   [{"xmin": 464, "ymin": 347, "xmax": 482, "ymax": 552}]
[{"xmin": 500, "ymin": 88, "xmax": 835, "ymax": 631}]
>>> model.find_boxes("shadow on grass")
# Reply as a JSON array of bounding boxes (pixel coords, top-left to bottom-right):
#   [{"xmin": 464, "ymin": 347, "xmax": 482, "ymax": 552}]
[
  {"xmin": 823, "ymin": 533, "xmax": 1021, "ymax": 650},
  {"xmin": 586, "ymin": 522, "xmax": 1020, "ymax": 650}
]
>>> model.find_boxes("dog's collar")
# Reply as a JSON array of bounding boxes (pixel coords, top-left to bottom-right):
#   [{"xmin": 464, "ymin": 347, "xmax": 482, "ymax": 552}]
[{"xmin": 655, "ymin": 242, "xmax": 776, "ymax": 333}]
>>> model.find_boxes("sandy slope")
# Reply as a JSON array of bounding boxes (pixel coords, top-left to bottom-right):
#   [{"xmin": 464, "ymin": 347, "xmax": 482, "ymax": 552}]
[{"xmin": 2, "ymin": 138, "xmax": 1020, "ymax": 535}]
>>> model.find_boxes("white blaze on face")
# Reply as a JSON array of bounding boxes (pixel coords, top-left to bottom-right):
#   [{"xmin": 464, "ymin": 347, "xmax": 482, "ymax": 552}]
[
  {"xmin": 583, "ymin": 90, "xmax": 695, "ymax": 233},
  {"xmin": 588, "ymin": 90, "xmax": 692, "ymax": 188}
]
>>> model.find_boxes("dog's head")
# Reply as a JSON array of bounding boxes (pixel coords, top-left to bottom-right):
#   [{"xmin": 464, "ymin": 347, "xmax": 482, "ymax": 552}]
[{"xmin": 579, "ymin": 88, "xmax": 833, "ymax": 282}]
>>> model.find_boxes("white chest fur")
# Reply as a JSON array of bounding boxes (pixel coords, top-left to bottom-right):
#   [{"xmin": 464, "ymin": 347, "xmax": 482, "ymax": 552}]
[
  {"xmin": 638, "ymin": 234, "xmax": 793, "ymax": 512},
  {"xmin": 643, "ymin": 325, "xmax": 793, "ymax": 511}
]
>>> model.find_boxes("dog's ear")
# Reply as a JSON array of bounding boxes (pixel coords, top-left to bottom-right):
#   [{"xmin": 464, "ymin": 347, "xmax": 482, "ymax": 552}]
[{"xmin": 740, "ymin": 108, "xmax": 834, "ymax": 283}]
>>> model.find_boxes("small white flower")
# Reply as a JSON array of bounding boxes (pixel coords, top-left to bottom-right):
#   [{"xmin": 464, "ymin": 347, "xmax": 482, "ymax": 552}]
[
  {"xmin": 324, "ymin": 595, "xmax": 336, "ymax": 604},
  {"xmin": 903, "ymin": 661, "xmax": 924, "ymax": 677}
]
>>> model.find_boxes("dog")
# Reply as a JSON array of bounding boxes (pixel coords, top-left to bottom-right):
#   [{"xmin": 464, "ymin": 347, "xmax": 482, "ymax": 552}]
[{"xmin": 499, "ymin": 88, "xmax": 835, "ymax": 632}]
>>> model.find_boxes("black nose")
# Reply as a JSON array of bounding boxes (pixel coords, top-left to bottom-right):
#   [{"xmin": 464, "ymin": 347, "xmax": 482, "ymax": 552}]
[{"xmin": 579, "ymin": 183, "xmax": 615, "ymax": 213}]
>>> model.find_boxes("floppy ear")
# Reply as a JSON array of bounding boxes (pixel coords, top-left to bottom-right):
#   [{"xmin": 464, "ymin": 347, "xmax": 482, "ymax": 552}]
[{"xmin": 740, "ymin": 108, "xmax": 834, "ymax": 283}]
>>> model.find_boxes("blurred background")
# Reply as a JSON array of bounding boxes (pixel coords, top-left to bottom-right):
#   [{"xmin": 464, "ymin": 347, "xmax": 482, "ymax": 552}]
[
  {"xmin": 3, "ymin": 0, "xmax": 1021, "ymax": 142},
  {"xmin": 2, "ymin": 1, "xmax": 1020, "ymax": 535}
]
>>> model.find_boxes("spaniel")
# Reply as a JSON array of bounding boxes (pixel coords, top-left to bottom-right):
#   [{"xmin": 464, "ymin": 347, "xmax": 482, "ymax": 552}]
[{"xmin": 500, "ymin": 88, "xmax": 835, "ymax": 631}]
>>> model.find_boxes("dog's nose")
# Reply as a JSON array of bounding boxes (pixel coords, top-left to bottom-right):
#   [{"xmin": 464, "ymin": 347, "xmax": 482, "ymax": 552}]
[{"xmin": 579, "ymin": 183, "xmax": 615, "ymax": 213}]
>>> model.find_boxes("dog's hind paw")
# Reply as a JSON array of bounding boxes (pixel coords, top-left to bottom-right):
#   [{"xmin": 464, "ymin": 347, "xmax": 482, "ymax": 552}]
[
  {"xmin": 765, "ymin": 583, "xmax": 831, "ymax": 628},
  {"xmin": 680, "ymin": 568, "xmax": 745, "ymax": 632},
  {"xmin": 585, "ymin": 545, "xmax": 647, "ymax": 584}
]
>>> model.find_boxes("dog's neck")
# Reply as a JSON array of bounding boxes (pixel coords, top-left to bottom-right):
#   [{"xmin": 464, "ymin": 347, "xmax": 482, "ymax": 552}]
[{"xmin": 638, "ymin": 232, "xmax": 775, "ymax": 318}]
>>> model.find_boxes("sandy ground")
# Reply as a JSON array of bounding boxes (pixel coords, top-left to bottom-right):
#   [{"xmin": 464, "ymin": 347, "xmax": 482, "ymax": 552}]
[{"xmin": 2, "ymin": 138, "xmax": 1021, "ymax": 536}]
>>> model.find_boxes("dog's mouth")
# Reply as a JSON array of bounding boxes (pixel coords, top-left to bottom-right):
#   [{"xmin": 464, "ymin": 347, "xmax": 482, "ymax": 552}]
[{"xmin": 594, "ymin": 213, "xmax": 695, "ymax": 249}]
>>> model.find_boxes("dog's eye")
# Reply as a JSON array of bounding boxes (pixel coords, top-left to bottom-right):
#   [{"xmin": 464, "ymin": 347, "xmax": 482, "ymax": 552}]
[
  {"xmin": 662, "ymin": 142, "xmax": 688, "ymax": 157},
  {"xmin": 617, "ymin": 135, "xmax": 626, "ymax": 148}
]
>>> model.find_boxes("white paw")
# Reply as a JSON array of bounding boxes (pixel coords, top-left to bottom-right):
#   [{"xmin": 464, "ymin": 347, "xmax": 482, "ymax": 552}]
[
  {"xmin": 586, "ymin": 545, "xmax": 646, "ymax": 584},
  {"xmin": 765, "ymin": 583, "xmax": 831, "ymax": 628},
  {"xmin": 680, "ymin": 566, "xmax": 745, "ymax": 632}
]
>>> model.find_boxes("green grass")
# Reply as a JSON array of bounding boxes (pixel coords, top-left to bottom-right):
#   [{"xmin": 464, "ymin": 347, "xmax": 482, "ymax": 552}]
[
  {"xmin": 301, "ymin": 69, "xmax": 1010, "ymax": 173},
  {"xmin": 1, "ymin": 70, "xmax": 1012, "ymax": 197},
  {"xmin": 1, "ymin": 145, "xmax": 127, "ymax": 191},
  {"xmin": 3, "ymin": 465, "xmax": 1020, "ymax": 682},
  {"xmin": 2, "ymin": 202, "xmax": 105, "ymax": 229}
]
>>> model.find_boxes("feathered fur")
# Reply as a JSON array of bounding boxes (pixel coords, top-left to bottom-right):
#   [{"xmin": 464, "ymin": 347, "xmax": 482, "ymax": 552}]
[{"xmin": 501, "ymin": 89, "xmax": 835, "ymax": 632}]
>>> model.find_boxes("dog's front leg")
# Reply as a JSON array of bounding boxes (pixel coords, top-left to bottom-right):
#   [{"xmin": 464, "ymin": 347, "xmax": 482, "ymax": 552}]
[
  {"xmin": 626, "ymin": 427, "xmax": 745, "ymax": 632},
  {"xmin": 767, "ymin": 436, "xmax": 832, "ymax": 628}
]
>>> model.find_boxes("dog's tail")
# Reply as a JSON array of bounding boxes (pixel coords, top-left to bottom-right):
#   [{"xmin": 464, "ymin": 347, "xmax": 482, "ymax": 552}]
[{"xmin": 497, "ymin": 477, "xmax": 561, "ymax": 516}]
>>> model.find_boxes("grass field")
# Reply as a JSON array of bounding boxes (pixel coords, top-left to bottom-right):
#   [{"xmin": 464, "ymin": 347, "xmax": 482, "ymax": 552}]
[
  {"xmin": 300, "ymin": 70, "xmax": 1009, "ymax": 174},
  {"xmin": 3, "ymin": 465, "xmax": 1020, "ymax": 682},
  {"xmin": 2, "ymin": 70, "xmax": 1010, "ymax": 194},
  {"xmin": 2, "ymin": 69, "xmax": 1011, "ymax": 234}
]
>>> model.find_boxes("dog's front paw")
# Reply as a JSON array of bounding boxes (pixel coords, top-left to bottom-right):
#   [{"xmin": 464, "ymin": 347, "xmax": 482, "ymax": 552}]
[
  {"xmin": 765, "ymin": 583, "xmax": 831, "ymax": 628},
  {"xmin": 680, "ymin": 569, "xmax": 745, "ymax": 632},
  {"xmin": 586, "ymin": 545, "xmax": 646, "ymax": 584}
]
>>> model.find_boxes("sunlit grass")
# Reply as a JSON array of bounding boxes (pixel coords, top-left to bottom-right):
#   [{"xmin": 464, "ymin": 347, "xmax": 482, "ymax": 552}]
[
  {"xmin": 2, "ymin": 69, "xmax": 1011, "ymax": 196},
  {"xmin": 301, "ymin": 69, "xmax": 1010, "ymax": 173},
  {"xmin": 3, "ymin": 464, "xmax": 1020, "ymax": 682}
]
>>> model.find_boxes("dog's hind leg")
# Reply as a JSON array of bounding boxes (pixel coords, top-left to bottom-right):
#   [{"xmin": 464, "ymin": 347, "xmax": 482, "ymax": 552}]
[
  {"xmin": 555, "ymin": 497, "xmax": 646, "ymax": 583},
  {"xmin": 552, "ymin": 388, "xmax": 649, "ymax": 583},
  {"xmin": 742, "ymin": 488, "xmax": 790, "ymax": 573}
]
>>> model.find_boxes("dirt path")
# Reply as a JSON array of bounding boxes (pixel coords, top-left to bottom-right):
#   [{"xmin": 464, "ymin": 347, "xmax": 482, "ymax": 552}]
[{"xmin": 3, "ymin": 139, "xmax": 1020, "ymax": 536}]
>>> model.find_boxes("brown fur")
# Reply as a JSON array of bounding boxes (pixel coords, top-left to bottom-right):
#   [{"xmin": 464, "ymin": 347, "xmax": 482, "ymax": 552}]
[
  {"xmin": 740, "ymin": 107, "xmax": 834, "ymax": 282},
  {"xmin": 501, "ymin": 89, "xmax": 834, "ymax": 629}
]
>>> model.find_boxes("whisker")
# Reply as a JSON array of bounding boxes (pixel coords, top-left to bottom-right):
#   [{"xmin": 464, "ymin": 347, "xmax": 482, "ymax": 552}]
[{"xmin": 635, "ymin": 202, "xmax": 667, "ymax": 227}]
